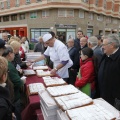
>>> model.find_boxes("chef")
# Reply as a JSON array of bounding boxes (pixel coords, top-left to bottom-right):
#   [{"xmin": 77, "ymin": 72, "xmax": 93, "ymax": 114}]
[{"xmin": 33, "ymin": 32, "xmax": 73, "ymax": 81}]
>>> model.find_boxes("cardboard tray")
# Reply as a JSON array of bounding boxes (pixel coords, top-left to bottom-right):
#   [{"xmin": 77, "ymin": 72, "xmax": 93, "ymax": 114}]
[
  {"xmin": 23, "ymin": 69, "xmax": 36, "ymax": 76},
  {"xmin": 33, "ymin": 66, "xmax": 49, "ymax": 70}
]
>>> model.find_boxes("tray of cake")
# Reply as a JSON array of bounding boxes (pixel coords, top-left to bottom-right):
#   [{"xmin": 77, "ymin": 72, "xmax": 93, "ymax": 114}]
[
  {"xmin": 54, "ymin": 91, "xmax": 93, "ymax": 111},
  {"xmin": 46, "ymin": 84, "xmax": 79, "ymax": 97},
  {"xmin": 33, "ymin": 65, "xmax": 49, "ymax": 70},
  {"xmin": 43, "ymin": 76, "xmax": 67, "ymax": 87},
  {"xmin": 25, "ymin": 52, "xmax": 42, "ymax": 61},
  {"xmin": 36, "ymin": 70, "xmax": 52, "ymax": 77},
  {"xmin": 28, "ymin": 83, "xmax": 45, "ymax": 95},
  {"xmin": 23, "ymin": 69, "xmax": 36, "ymax": 76},
  {"xmin": 66, "ymin": 104, "xmax": 116, "ymax": 120},
  {"xmin": 93, "ymin": 98, "xmax": 120, "ymax": 119}
]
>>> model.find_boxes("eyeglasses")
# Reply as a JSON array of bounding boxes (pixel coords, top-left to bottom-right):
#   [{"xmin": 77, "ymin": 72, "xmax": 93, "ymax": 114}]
[{"xmin": 102, "ymin": 42, "xmax": 112, "ymax": 47}]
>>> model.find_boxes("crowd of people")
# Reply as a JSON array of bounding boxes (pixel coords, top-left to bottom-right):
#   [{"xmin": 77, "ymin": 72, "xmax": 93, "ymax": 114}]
[
  {"xmin": 0, "ymin": 33, "xmax": 31, "ymax": 120},
  {"xmin": 0, "ymin": 31, "xmax": 120, "ymax": 120}
]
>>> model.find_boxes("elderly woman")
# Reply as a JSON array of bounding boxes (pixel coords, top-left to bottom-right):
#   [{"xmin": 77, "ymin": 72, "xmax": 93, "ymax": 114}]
[{"xmin": 9, "ymin": 41, "xmax": 31, "ymax": 70}]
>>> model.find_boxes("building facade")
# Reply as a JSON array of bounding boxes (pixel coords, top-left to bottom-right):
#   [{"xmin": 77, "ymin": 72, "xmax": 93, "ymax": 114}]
[{"xmin": 0, "ymin": 0, "xmax": 120, "ymax": 42}]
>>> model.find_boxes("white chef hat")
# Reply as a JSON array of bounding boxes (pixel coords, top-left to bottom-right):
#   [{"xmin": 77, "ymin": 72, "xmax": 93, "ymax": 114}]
[{"xmin": 43, "ymin": 33, "xmax": 52, "ymax": 42}]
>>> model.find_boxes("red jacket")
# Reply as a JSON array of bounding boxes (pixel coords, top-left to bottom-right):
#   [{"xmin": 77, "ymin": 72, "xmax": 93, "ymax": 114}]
[{"xmin": 75, "ymin": 57, "xmax": 95, "ymax": 91}]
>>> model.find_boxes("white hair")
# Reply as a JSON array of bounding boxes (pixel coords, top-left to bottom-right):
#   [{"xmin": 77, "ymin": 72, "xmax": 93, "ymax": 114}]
[
  {"xmin": 104, "ymin": 34, "xmax": 120, "ymax": 48},
  {"xmin": 88, "ymin": 36, "xmax": 98, "ymax": 47}
]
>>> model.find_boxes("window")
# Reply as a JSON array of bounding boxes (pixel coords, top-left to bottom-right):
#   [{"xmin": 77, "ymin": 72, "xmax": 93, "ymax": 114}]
[
  {"xmin": 19, "ymin": 14, "xmax": 25, "ymax": 20},
  {"xmin": 30, "ymin": 28, "xmax": 50, "ymax": 42},
  {"xmin": 67, "ymin": 9, "xmax": 74, "ymax": 17},
  {"xmin": 58, "ymin": 9, "xmax": 74, "ymax": 17},
  {"xmin": 7, "ymin": 0, "xmax": 10, "ymax": 8},
  {"xmin": 95, "ymin": 0, "xmax": 99, "ymax": 6},
  {"xmin": 11, "ymin": 14, "xmax": 17, "ymax": 21},
  {"xmin": 58, "ymin": 9, "xmax": 66, "ymax": 17},
  {"xmin": 30, "ymin": 12, "xmax": 37, "ymax": 19},
  {"xmin": 89, "ymin": 13, "xmax": 93, "ymax": 20},
  {"xmin": 3, "ymin": 16, "xmax": 9, "ymax": 22},
  {"xmin": 106, "ymin": 17, "xmax": 111, "ymax": 23},
  {"xmin": 42, "ymin": 10, "xmax": 49, "ymax": 18},
  {"xmin": 26, "ymin": 0, "xmax": 30, "ymax": 4},
  {"xmin": 112, "ymin": 18, "xmax": 117, "ymax": 24},
  {"xmin": 16, "ymin": 0, "xmax": 19, "ymax": 6},
  {"xmin": 79, "ymin": 10, "xmax": 84, "ymax": 18},
  {"xmin": 97, "ymin": 15, "xmax": 103, "ymax": 21},
  {"xmin": 81, "ymin": 0, "xmax": 89, "ymax": 3},
  {"xmin": 1, "ymin": 2, "xmax": 4, "ymax": 9}
]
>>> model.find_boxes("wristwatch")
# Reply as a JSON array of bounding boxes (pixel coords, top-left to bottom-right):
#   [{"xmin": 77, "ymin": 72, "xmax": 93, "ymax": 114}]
[{"xmin": 54, "ymin": 68, "xmax": 58, "ymax": 71}]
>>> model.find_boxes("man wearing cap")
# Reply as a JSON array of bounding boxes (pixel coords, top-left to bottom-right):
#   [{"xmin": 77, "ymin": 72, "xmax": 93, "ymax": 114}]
[
  {"xmin": 0, "ymin": 39, "xmax": 6, "ymax": 56},
  {"xmin": 33, "ymin": 32, "xmax": 73, "ymax": 80}
]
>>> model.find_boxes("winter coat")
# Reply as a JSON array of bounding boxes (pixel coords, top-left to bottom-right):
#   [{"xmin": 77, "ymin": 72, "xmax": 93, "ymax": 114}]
[
  {"xmin": 75, "ymin": 57, "xmax": 95, "ymax": 91},
  {"xmin": 0, "ymin": 86, "xmax": 14, "ymax": 120},
  {"xmin": 98, "ymin": 47, "xmax": 120, "ymax": 106}
]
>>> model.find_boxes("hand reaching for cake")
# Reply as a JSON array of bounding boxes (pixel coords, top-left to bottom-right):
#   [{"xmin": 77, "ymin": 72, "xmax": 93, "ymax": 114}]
[{"xmin": 50, "ymin": 68, "xmax": 57, "ymax": 75}]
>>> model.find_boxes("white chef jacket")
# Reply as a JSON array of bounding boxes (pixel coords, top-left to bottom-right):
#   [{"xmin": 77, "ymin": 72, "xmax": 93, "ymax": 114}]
[{"xmin": 44, "ymin": 39, "xmax": 73, "ymax": 78}]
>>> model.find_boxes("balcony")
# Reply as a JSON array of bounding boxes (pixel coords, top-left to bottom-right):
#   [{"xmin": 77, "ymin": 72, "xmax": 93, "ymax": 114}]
[{"xmin": 47, "ymin": 0, "xmax": 89, "ymax": 10}]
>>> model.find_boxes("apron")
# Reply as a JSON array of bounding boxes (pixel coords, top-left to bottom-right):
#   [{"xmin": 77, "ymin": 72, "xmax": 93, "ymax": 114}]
[{"xmin": 49, "ymin": 48, "xmax": 73, "ymax": 78}]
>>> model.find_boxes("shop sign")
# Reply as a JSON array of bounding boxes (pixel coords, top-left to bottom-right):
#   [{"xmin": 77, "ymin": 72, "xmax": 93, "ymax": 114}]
[{"xmin": 55, "ymin": 24, "xmax": 76, "ymax": 28}]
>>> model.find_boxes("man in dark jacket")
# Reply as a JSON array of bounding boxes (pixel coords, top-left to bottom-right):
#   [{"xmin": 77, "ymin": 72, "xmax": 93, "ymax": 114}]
[
  {"xmin": 74, "ymin": 30, "xmax": 84, "ymax": 71},
  {"xmin": 67, "ymin": 38, "xmax": 79, "ymax": 85},
  {"xmin": 88, "ymin": 36, "xmax": 103, "ymax": 65},
  {"xmin": 88, "ymin": 36, "xmax": 103, "ymax": 98},
  {"xmin": 74, "ymin": 30, "xmax": 84, "ymax": 51},
  {"xmin": 98, "ymin": 34, "xmax": 120, "ymax": 110}
]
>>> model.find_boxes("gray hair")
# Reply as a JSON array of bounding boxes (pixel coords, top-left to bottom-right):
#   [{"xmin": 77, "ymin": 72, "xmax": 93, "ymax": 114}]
[
  {"xmin": 68, "ymin": 38, "xmax": 74, "ymax": 42},
  {"xmin": 104, "ymin": 34, "xmax": 120, "ymax": 48},
  {"xmin": 88, "ymin": 36, "xmax": 98, "ymax": 47}
]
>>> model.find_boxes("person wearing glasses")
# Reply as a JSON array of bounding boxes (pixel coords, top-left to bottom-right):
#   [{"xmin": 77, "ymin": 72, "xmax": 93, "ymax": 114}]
[
  {"xmin": 32, "ymin": 32, "xmax": 73, "ymax": 81},
  {"xmin": 98, "ymin": 34, "xmax": 120, "ymax": 110},
  {"xmin": 2, "ymin": 46, "xmax": 25, "ymax": 120}
]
